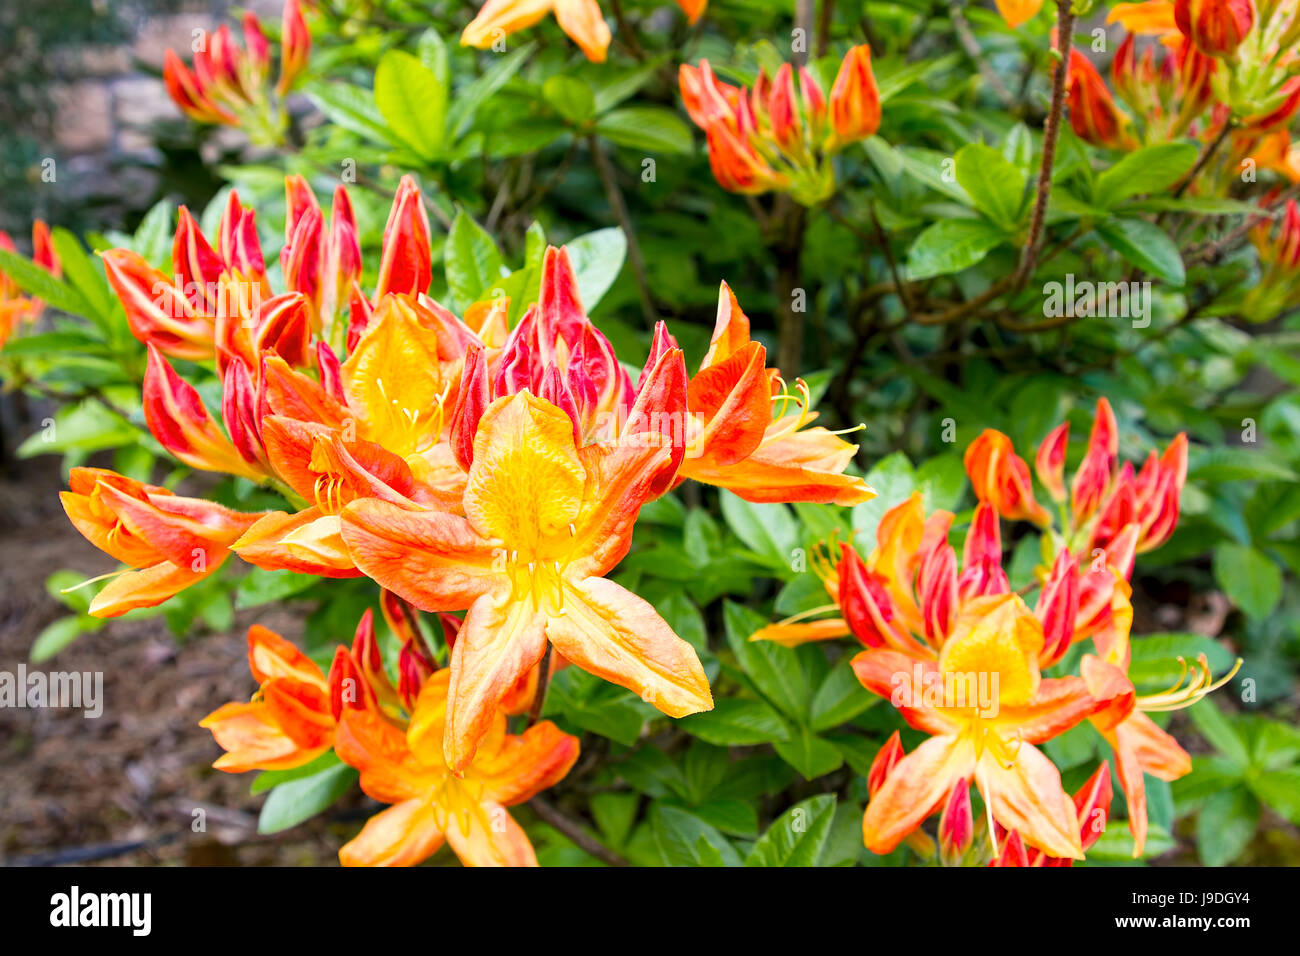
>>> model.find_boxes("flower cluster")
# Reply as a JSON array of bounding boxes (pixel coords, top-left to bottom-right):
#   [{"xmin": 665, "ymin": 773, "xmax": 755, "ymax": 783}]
[
  {"xmin": 1080, "ymin": 1, "xmax": 1300, "ymax": 184},
  {"xmin": 751, "ymin": 399, "xmax": 1236, "ymax": 864},
  {"xmin": 201, "ymin": 610, "xmax": 580, "ymax": 866},
  {"xmin": 64, "ymin": 175, "xmax": 875, "ymax": 848},
  {"xmin": 679, "ymin": 46, "xmax": 880, "ymax": 204},
  {"xmin": 0, "ymin": 221, "xmax": 60, "ymax": 350},
  {"xmin": 163, "ymin": 0, "xmax": 310, "ymax": 142}
]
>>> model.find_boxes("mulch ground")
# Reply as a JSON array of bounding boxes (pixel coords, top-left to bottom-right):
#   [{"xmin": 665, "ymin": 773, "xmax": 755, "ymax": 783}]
[{"xmin": 0, "ymin": 453, "xmax": 364, "ymax": 866}]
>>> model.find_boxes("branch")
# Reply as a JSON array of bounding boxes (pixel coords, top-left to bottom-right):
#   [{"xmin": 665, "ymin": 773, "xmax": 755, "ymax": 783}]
[
  {"xmin": 1013, "ymin": 0, "xmax": 1076, "ymax": 290},
  {"xmin": 529, "ymin": 797, "xmax": 630, "ymax": 866},
  {"xmin": 589, "ymin": 136, "xmax": 659, "ymax": 325}
]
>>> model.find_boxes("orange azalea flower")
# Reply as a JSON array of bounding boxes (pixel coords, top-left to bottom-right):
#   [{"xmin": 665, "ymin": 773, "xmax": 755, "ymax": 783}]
[
  {"xmin": 60, "ymin": 467, "xmax": 263, "ymax": 617},
  {"xmin": 202, "ymin": 611, "xmax": 395, "ymax": 772},
  {"xmin": 995, "ymin": 0, "xmax": 1044, "ymax": 28},
  {"xmin": 462, "ymin": 0, "xmax": 611, "ymax": 63},
  {"xmin": 340, "ymin": 391, "xmax": 713, "ymax": 771},
  {"xmin": 1081, "ymin": 618, "xmax": 1239, "ymax": 856},
  {"xmin": 827, "ymin": 45, "xmax": 881, "ymax": 149},
  {"xmin": 1109, "ymin": 0, "xmax": 1181, "ymax": 36},
  {"xmin": 0, "ymin": 221, "xmax": 60, "ymax": 349},
  {"xmin": 336, "ymin": 669, "xmax": 579, "ymax": 866},
  {"xmin": 676, "ymin": 283, "xmax": 874, "ymax": 506},
  {"xmin": 201, "ymin": 624, "xmax": 336, "ymax": 772},
  {"xmin": 852, "ymin": 592, "xmax": 1105, "ymax": 859}
]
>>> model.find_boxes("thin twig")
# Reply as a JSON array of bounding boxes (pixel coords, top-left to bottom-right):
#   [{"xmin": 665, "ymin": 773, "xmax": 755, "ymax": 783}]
[
  {"xmin": 950, "ymin": 2, "xmax": 1015, "ymax": 108},
  {"xmin": 589, "ymin": 136, "xmax": 659, "ymax": 325},
  {"xmin": 529, "ymin": 797, "xmax": 630, "ymax": 866}
]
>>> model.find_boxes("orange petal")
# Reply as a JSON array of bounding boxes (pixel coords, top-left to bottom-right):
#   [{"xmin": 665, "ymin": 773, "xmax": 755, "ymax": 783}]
[
  {"xmin": 341, "ymin": 499, "xmax": 499, "ymax": 609},
  {"xmin": 545, "ymin": 576, "xmax": 713, "ymax": 719},
  {"xmin": 976, "ymin": 743, "xmax": 1084, "ymax": 860},
  {"xmin": 997, "ymin": 676, "xmax": 1100, "ymax": 744},
  {"xmin": 443, "ymin": 800, "xmax": 538, "ymax": 867},
  {"xmin": 233, "ymin": 508, "xmax": 362, "ymax": 577},
  {"xmin": 850, "ymin": 649, "xmax": 952, "ymax": 735},
  {"xmin": 552, "ymin": 0, "xmax": 611, "ymax": 63},
  {"xmin": 444, "ymin": 589, "xmax": 549, "ymax": 772},
  {"xmin": 476, "ymin": 720, "xmax": 580, "ymax": 806},
  {"xmin": 687, "ymin": 341, "xmax": 771, "ymax": 467},
  {"xmin": 199, "ymin": 700, "xmax": 327, "ymax": 773},
  {"xmin": 88, "ymin": 559, "xmax": 212, "ymax": 617},
  {"xmin": 862, "ymin": 734, "xmax": 976, "ymax": 854},
  {"xmin": 750, "ymin": 617, "xmax": 851, "ymax": 646},
  {"xmin": 339, "ymin": 798, "xmax": 446, "ymax": 867}
]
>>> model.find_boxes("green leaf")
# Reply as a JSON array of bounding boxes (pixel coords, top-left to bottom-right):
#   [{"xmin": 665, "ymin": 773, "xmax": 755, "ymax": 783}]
[
  {"xmin": 445, "ymin": 211, "xmax": 505, "ymax": 308},
  {"xmin": 589, "ymin": 792, "xmax": 639, "ymax": 847},
  {"xmin": 235, "ymin": 568, "xmax": 320, "ymax": 608},
  {"xmin": 852, "ymin": 451, "xmax": 916, "ymax": 541},
  {"xmin": 1094, "ymin": 218, "xmax": 1185, "ymax": 286},
  {"xmin": 0, "ymin": 247, "xmax": 92, "ymax": 318},
  {"xmin": 679, "ymin": 698, "xmax": 790, "ymax": 745},
  {"xmin": 773, "ymin": 725, "xmax": 844, "ymax": 780},
  {"xmin": 1086, "ymin": 823, "xmax": 1176, "ymax": 860},
  {"xmin": 448, "ymin": 44, "xmax": 535, "ymax": 139},
  {"xmin": 810, "ymin": 663, "xmax": 877, "ymax": 732},
  {"xmin": 51, "ymin": 228, "xmax": 116, "ymax": 326},
  {"xmin": 565, "ymin": 227, "xmax": 626, "ymax": 310},
  {"xmin": 257, "ymin": 762, "xmax": 358, "ymax": 834},
  {"xmin": 374, "ymin": 49, "xmax": 446, "ymax": 160},
  {"xmin": 955, "ymin": 143, "xmax": 1026, "ymax": 229},
  {"xmin": 30, "ymin": 616, "xmax": 90, "ymax": 662},
  {"xmin": 720, "ymin": 492, "xmax": 796, "ymax": 567},
  {"xmin": 1249, "ymin": 769, "xmax": 1300, "ymax": 824},
  {"xmin": 650, "ymin": 804, "xmax": 742, "ymax": 866},
  {"xmin": 1213, "ymin": 543, "xmax": 1282, "ymax": 619},
  {"xmin": 1094, "ymin": 143, "xmax": 1198, "ymax": 208},
  {"xmin": 1126, "ymin": 633, "xmax": 1237, "ymax": 693},
  {"xmin": 595, "ymin": 106, "xmax": 693, "ymax": 154},
  {"xmin": 746, "ymin": 795, "xmax": 838, "ymax": 866},
  {"xmin": 905, "ymin": 219, "xmax": 1009, "ymax": 280},
  {"xmin": 304, "ymin": 80, "xmax": 392, "ymax": 144},
  {"xmin": 543, "ymin": 75, "xmax": 595, "ymax": 124},
  {"xmin": 723, "ymin": 602, "xmax": 809, "ymax": 720},
  {"xmin": 250, "ymin": 751, "xmax": 342, "ymax": 795},
  {"xmin": 1188, "ymin": 697, "xmax": 1250, "ymax": 768},
  {"xmin": 1196, "ymin": 787, "xmax": 1258, "ymax": 866}
]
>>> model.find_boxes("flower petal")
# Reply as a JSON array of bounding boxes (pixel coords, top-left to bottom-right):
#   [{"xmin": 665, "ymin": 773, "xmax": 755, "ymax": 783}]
[
  {"xmin": 975, "ymin": 743, "xmax": 1084, "ymax": 860},
  {"xmin": 545, "ymin": 576, "xmax": 713, "ymax": 719},
  {"xmin": 862, "ymin": 734, "xmax": 976, "ymax": 854},
  {"xmin": 339, "ymin": 798, "xmax": 446, "ymax": 867}
]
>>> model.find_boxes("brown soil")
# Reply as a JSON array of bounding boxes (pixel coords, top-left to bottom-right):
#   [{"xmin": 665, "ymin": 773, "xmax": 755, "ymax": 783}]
[{"xmin": 0, "ymin": 454, "xmax": 361, "ymax": 866}]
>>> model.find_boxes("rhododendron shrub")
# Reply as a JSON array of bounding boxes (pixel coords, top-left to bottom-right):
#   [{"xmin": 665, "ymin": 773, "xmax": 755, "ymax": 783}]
[{"xmin": 1, "ymin": 0, "xmax": 1297, "ymax": 868}]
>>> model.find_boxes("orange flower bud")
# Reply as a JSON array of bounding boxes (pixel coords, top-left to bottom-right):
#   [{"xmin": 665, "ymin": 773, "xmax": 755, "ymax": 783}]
[
  {"xmin": 1174, "ymin": 0, "xmax": 1255, "ymax": 57},
  {"xmin": 995, "ymin": 0, "xmax": 1044, "ymax": 28},
  {"xmin": 1071, "ymin": 398, "xmax": 1119, "ymax": 524},
  {"xmin": 1036, "ymin": 548, "xmax": 1080, "ymax": 667},
  {"xmin": 1064, "ymin": 50, "xmax": 1134, "ymax": 149},
  {"xmin": 768, "ymin": 64, "xmax": 802, "ymax": 151},
  {"xmin": 964, "ymin": 429, "xmax": 1052, "ymax": 525},
  {"xmin": 828, "ymin": 45, "xmax": 881, "ymax": 148},
  {"xmin": 277, "ymin": 0, "xmax": 311, "ymax": 96}
]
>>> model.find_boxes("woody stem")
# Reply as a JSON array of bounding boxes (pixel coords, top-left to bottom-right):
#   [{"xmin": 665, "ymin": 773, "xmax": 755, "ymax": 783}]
[{"xmin": 1013, "ymin": 0, "xmax": 1076, "ymax": 291}]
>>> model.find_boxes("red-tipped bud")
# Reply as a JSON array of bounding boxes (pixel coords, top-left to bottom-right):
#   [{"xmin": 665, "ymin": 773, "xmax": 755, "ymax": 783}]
[
  {"xmin": 1174, "ymin": 0, "xmax": 1255, "ymax": 58},
  {"xmin": 1075, "ymin": 762, "xmax": 1113, "ymax": 852},
  {"xmin": 277, "ymin": 0, "xmax": 311, "ymax": 97},
  {"xmin": 938, "ymin": 778, "xmax": 974, "ymax": 863},
  {"xmin": 1036, "ymin": 422, "xmax": 1070, "ymax": 502},
  {"xmin": 172, "ymin": 206, "xmax": 225, "ymax": 315},
  {"xmin": 1036, "ymin": 548, "xmax": 1080, "ymax": 666},
  {"xmin": 867, "ymin": 731, "xmax": 905, "ymax": 798},
  {"xmin": 768, "ymin": 64, "xmax": 802, "ymax": 150},
  {"xmin": 252, "ymin": 291, "xmax": 313, "ymax": 367},
  {"xmin": 450, "ymin": 342, "xmax": 490, "ymax": 472},
  {"xmin": 838, "ymin": 543, "xmax": 897, "ymax": 647},
  {"xmin": 143, "ymin": 344, "xmax": 258, "ymax": 478},
  {"xmin": 1071, "ymin": 398, "xmax": 1119, "ymax": 524},
  {"xmin": 220, "ymin": 357, "xmax": 267, "ymax": 469},
  {"xmin": 375, "ymin": 175, "xmax": 431, "ymax": 300},
  {"xmin": 957, "ymin": 503, "xmax": 1010, "ymax": 600},
  {"xmin": 989, "ymin": 829, "xmax": 1029, "ymax": 867},
  {"xmin": 964, "ymin": 429, "xmax": 1052, "ymax": 525},
  {"xmin": 398, "ymin": 638, "xmax": 436, "ymax": 713}
]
